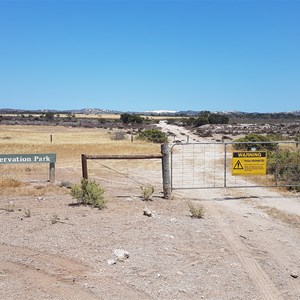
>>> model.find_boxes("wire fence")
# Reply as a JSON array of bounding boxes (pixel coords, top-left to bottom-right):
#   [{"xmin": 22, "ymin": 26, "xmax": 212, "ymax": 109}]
[
  {"xmin": 83, "ymin": 157, "xmax": 163, "ymax": 198},
  {"xmin": 171, "ymin": 142, "xmax": 300, "ymax": 190}
]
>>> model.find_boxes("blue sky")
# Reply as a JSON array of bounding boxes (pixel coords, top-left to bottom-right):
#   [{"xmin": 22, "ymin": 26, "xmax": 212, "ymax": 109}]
[{"xmin": 0, "ymin": 0, "xmax": 299, "ymax": 113}]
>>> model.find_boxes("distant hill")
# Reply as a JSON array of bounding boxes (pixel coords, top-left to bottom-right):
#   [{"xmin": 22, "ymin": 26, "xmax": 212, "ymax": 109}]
[{"xmin": 0, "ymin": 108, "xmax": 299, "ymax": 119}]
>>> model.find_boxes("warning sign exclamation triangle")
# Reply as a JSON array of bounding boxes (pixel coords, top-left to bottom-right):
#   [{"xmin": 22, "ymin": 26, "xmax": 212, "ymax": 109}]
[{"xmin": 233, "ymin": 160, "xmax": 243, "ymax": 170}]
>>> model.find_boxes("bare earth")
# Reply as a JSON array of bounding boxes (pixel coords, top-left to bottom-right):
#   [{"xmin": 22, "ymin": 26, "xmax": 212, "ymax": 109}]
[{"xmin": 0, "ymin": 124, "xmax": 300, "ymax": 300}]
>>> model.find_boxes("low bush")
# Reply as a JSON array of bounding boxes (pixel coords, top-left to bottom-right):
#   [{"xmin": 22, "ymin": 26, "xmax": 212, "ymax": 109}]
[
  {"xmin": 137, "ymin": 129, "xmax": 168, "ymax": 143},
  {"xmin": 140, "ymin": 185, "xmax": 155, "ymax": 201},
  {"xmin": 188, "ymin": 201, "xmax": 204, "ymax": 219},
  {"xmin": 234, "ymin": 133, "xmax": 275, "ymax": 151},
  {"xmin": 71, "ymin": 179, "xmax": 106, "ymax": 209},
  {"xmin": 268, "ymin": 149, "xmax": 300, "ymax": 191},
  {"xmin": 234, "ymin": 134, "xmax": 299, "ymax": 191}
]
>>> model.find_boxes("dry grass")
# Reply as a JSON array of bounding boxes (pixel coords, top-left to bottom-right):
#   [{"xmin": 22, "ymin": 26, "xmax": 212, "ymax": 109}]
[
  {"xmin": 0, "ymin": 125, "xmax": 160, "ymax": 159},
  {"xmin": 257, "ymin": 205, "xmax": 300, "ymax": 229},
  {"xmin": 0, "ymin": 182, "xmax": 69, "ymax": 198},
  {"xmin": 0, "ymin": 125, "xmax": 162, "ymax": 197},
  {"xmin": 0, "ymin": 178, "xmax": 23, "ymax": 188}
]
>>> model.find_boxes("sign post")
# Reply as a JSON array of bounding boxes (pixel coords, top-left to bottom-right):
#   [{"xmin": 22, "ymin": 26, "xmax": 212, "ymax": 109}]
[{"xmin": 232, "ymin": 151, "xmax": 267, "ymax": 175}]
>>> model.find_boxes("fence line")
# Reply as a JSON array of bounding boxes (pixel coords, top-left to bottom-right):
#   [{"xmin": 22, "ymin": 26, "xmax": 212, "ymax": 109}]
[{"xmin": 81, "ymin": 144, "xmax": 172, "ymax": 199}]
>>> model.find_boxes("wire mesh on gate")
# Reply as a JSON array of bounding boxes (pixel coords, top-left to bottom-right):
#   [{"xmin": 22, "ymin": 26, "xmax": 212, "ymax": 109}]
[
  {"xmin": 171, "ymin": 143, "xmax": 226, "ymax": 189},
  {"xmin": 171, "ymin": 141, "xmax": 300, "ymax": 190}
]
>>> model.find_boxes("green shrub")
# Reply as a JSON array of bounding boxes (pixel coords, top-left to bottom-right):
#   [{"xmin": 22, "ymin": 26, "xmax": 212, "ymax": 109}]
[
  {"xmin": 120, "ymin": 113, "xmax": 144, "ymax": 124},
  {"xmin": 137, "ymin": 129, "xmax": 168, "ymax": 143},
  {"xmin": 71, "ymin": 179, "xmax": 106, "ymax": 209},
  {"xmin": 268, "ymin": 149, "xmax": 300, "ymax": 191},
  {"xmin": 234, "ymin": 134, "xmax": 276, "ymax": 151}
]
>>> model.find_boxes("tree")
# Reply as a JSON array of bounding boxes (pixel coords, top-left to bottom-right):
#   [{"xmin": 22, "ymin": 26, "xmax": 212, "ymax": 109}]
[
  {"xmin": 120, "ymin": 113, "xmax": 144, "ymax": 124},
  {"xmin": 44, "ymin": 112, "xmax": 55, "ymax": 121},
  {"xmin": 208, "ymin": 113, "xmax": 229, "ymax": 124}
]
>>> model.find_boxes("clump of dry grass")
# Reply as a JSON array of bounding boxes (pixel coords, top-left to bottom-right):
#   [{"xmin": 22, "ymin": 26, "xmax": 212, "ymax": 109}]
[
  {"xmin": 24, "ymin": 208, "xmax": 31, "ymax": 218},
  {"xmin": 257, "ymin": 205, "xmax": 300, "ymax": 229},
  {"xmin": 51, "ymin": 213, "xmax": 60, "ymax": 224},
  {"xmin": 0, "ymin": 178, "xmax": 22, "ymax": 188},
  {"xmin": 140, "ymin": 185, "xmax": 155, "ymax": 201},
  {"xmin": 188, "ymin": 201, "xmax": 205, "ymax": 219},
  {"xmin": 0, "ymin": 203, "xmax": 15, "ymax": 212},
  {"xmin": 0, "ymin": 180, "xmax": 68, "ymax": 197}
]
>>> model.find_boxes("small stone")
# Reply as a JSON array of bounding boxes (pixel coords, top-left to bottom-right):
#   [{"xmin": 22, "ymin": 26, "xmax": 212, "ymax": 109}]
[
  {"xmin": 290, "ymin": 271, "xmax": 298, "ymax": 278},
  {"xmin": 113, "ymin": 249, "xmax": 129, "ymax": 261},
  {"xmin": 170, "ymin": 218, "xmax": 177, "ymax": 223},
  {"xmin": 108, "ymin": 259, "xmax": 117, "ymax": 266},
  {"xmin": 143, "ymin": 207, "xmax": 152, "ymax": 217}
]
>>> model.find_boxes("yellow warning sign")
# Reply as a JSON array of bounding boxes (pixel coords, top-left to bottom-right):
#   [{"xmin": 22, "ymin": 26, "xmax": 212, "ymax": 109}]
[{"xmin": 232, "ymin": 151, "xmax": 267, "ymax": 175}]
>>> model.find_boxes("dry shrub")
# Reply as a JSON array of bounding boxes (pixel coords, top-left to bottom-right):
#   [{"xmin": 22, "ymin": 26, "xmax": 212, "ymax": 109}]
[
  {"xmin": 110, "ymin": 131, "xmax": 126, "ymax": 141},
  {"xmin": 188, "ymin": 201, "xmax": 204, "ymax": 219},
  {"xmin": 140, "ymin": 185, "xmax": 155, "ymax": 201}
]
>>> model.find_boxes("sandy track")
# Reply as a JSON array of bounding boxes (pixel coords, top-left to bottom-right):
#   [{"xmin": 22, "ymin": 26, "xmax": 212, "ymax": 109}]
[{"xmin": 0, "ymin": 124, "xmax": 299, "ymax": 299}]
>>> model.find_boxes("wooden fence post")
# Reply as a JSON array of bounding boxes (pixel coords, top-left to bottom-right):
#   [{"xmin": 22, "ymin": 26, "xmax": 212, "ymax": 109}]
[
  {"xmin": 81, "ymin": 154, "xmax": 88, "ymax": 179},
  {"xmin": 161, "ymin": 144, "xmax": 172, "ymax": 199}
]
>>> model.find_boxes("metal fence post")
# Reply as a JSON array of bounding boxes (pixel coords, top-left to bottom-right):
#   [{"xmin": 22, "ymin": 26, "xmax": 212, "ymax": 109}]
[
  {"xmin": 49, "ymin": 162, "xmax": 55, "ymax": 183},
  {"xmin": 224, "ymin": 143, "xmax": 227, "ymax": 187},
  {"xmin": 275, "ymin": 143, "xmax": 279, "ymax": 186},
  {"xmin": 161, "ymin": 144, "xmax": 172, "ymax": 199}
]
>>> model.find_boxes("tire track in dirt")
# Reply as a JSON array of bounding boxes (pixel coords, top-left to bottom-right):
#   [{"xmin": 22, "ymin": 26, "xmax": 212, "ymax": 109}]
[
  {"xmin": 0, "ymin": 243, "xmax": 99, "ymax": 299},
  {"xmin": 163, "ymin": 123, "xmax": 299, "ymax": 299},
  {"xmin": 213, "ymin": 192, "xmax": 300, "ymax": 299},
  {"xmin": 205, "ymin": 204, "xmax": 284, "ymax": 300},
  {"xmin": 0, "ymin": 243, "xmax": 152, "ymax": 300}
]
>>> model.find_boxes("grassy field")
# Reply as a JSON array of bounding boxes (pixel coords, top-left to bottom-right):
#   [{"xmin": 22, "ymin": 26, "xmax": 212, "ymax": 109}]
[{"xmin": 0, "ymin": 125, "xmax": 162, "ymax": 196}]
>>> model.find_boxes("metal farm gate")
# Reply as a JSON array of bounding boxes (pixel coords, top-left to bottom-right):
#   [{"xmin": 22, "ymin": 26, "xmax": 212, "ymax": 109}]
[{"xmin": 171, "ymin": 142, "xmax": 300, "ymax": 190}]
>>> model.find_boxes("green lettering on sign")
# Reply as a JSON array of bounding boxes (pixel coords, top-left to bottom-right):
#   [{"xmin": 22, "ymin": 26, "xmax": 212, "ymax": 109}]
[{"xmin": 0, "ymin": 154, "xmax": 56, "ymax": 164}]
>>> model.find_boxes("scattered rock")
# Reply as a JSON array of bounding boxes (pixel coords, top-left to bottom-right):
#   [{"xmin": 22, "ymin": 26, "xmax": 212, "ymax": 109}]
[
  {"xmin": 143, "ymin": 207, "xmax": 152, "ymax": 217},
  {"xmin": 239, "ymin": 235, "xmax": 248, "ymax": 240},
  {"xmin": 290, "ymin": 271, "xmax": 299, "ymax": 278},
  {"xmin": 113, "ymin": 249, "xmax": 129, "ymax": 261},
  {"xmin": 107, "ymin": 259, "xmax": 117, "ymax": 266}
]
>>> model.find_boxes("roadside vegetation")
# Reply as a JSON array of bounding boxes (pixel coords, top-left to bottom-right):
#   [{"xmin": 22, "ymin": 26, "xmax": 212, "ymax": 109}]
[
  {"xmin": 234, "ymin": 133, "xmax": 300, "ymax": 191},
  {"xmin": 137, "ymin": 129, "xmax": 168, "ymax": 143},
  {"xmin": 71, "ymin": 179, "xmax": 106, "ymax": 209},
  {"xmin": 183, "ymin": 111, "xmax": 229, "ymax": 127}
]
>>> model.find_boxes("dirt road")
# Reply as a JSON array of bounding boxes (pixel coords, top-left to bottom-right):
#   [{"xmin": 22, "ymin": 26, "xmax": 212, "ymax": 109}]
[{"xmin": 0, "ymin": 124, "xmax": 299, "ymax": 299}]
